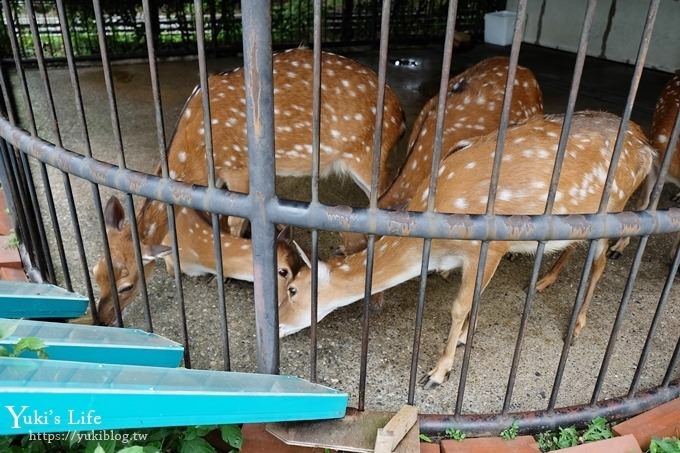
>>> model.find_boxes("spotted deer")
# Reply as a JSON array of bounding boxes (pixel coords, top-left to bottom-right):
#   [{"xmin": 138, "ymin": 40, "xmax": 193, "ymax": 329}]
[
  {"xmin": 171, "ymin": 47, "xmax": 405, "ymax": 235},
  {"xmin": 342, "ymin": 56, "xmax": 543, "ymax": 253},
  {"xmin": 93, "ymin": 196, "xmax": 300, "ymax": 326},
  {"xmin": 92, "ymin": 47, "xmax": 405, "ymax": 325},
  {"xmin": 280, "ymin": 111, "xmax": 655, "ymax": 388}
]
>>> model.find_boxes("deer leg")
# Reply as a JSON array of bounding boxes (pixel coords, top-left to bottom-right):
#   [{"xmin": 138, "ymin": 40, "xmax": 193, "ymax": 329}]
[
  {"xmin": 571, "ymin": 239, "xmax": 609, "ymax": 342},
  {"xmin": 422, "ymin": 246, "xmax": 505, "ymax": 389},
  {"xmin": 609, "ymin": 172, "xmax": 655, "ymax": 259},
  {"xmin": 535, "ymin": 246, "xmax": 575, "ymax": 293}
]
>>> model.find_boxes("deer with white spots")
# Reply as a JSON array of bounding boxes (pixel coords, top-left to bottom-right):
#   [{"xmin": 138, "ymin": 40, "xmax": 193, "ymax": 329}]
[
  {"xmin": 92, "ymin": 47, "xmax": 404, "ymax": 325},
  {"xmin": 280, "ymin": 111, "xmax": 655, "ymax": 388},
  {"xmin": 342, "ymin": 56, "xmax": 543, "ymax": 253},
  {"xmin": 172, "ymin": 47, "xmax": 404, "ymax": 235},
  {"xmin": 93, "ymin": 196, "xmax": 301, "ymax": 326}
]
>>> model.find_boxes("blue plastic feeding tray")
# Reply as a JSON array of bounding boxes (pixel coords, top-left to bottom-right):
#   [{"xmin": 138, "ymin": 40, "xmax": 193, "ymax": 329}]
[
  {"xmin": 0, "ymin": 281, "xmax": 88, "ymax": 319},
  {"xmin": 0, "ymin": 318, "xmax": 183, "ymax": 367},
  {"xmin": 0, "ymin": 358, "xmax": 348, "ymax": 434}
]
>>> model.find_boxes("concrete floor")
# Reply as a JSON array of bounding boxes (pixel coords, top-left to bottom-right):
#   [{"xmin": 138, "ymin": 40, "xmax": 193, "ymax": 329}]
[{"xmin": 7, "ymin": 42, "xmax": 680, "ymax": 416}]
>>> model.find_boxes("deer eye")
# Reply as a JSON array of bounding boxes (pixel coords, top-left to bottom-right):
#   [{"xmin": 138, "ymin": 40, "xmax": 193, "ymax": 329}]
[
  {"xmin": 278, "ymin": 268, "xmax": 289, "ymax": 278},
  {"xmin": 118, "ymin": 283, "xmax": 134, "ymax": 293},
  {"xmin": 288, "ymin": 287, "xmax": 297, "ymax": 297}
]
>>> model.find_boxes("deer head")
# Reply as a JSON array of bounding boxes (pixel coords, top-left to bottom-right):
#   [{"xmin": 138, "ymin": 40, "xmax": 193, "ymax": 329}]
[{"xmin": 92, "ymin": 196, "xmax": 170, "ymax": 326}]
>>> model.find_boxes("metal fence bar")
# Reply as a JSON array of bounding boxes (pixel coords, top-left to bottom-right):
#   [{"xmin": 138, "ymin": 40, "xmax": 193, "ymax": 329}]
[
  {"xmin": 592, "ymin": 103, "xmax": 680, "ymax": 402},
  {"xmin": 26, "ymin": 0, "xmax": 92, "ymax": 299},
  {"xmin": 3, "ymin": 120, "xmax": 680, "ymax": 243},
  {"xmin": 549, "ymin": 0, "xmax": 660, "ymax": 409},
  {"xmin": 503, "ymin": 0, "xmax": 598, "ymax": 413},
  {"xmin": 407, "ymin": 0, "xmax": 459, "ymax": 404},
  {"xmin": 358, "ymin": 0, "xmax": 391, "ymax": 411},
  {"xmin": 195, "ymin": 0, "xmax": 231, "ymax": 371},
  {"xmin": 2, "ymin": 0, "xmax": 57, "ymax": 283},
  {"xmin": 241, "ymin": 0, "xmax": 279, "ymax": 375},
  {"xmin": 629, "ymin": 244, "xmax": 680, "ymax": 395},
  {"xmin": 309, "ymin": 0, "xmax": 323, "ymax": 383},
  {"xmin": 455, "ymin": 0, "xmax": 527, "ymax": 415}
]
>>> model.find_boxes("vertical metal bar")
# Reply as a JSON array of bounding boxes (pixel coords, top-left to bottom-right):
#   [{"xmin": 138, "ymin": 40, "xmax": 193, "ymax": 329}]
[
  {"xmin": 548, "ymin": 240, "xmax": 599, "ymax": 409},
  {"xmin": 484, "ymin": 0, "xmax": 527, "ymax": 215},
  {"xmin": 503, "ymin": 0, "xmax": 598, "ymax": 413},
  {"xmin": 241, "ymin": 0, "xmax": 279, "ymax": 375},
  {"xmin": 592, "ymin": 104, "xmax": 680, "ymax": 402},
  {"xmin": 630, "ymin": 245, "xmax": 680, "ymax": 395},
  {"xmin": 358, "ymin": 0, "xmax": 391, "ymax": 412},
  {"xmin": 309, "ymin": 0, "xmax": 323, "ymax": 383},
  {"xmin": 455, "ymin": 240, "xmax": 490, "ymax": 414},
  {"xmin": 2, "ymin": 0, "xmax": 57, "ymax": 283},
  {"xmin": 56, "ymin": 0, "xmax": 125, "ymax": 323},
  {"xmin": 27, "ymin": 0, "xmax": 92, "ymax": 297},
  {"xmin": 407, "ymin": 0, "xmax": 458, "ymax": 405},
  {"xmin": 597, "ymin": 0, "xmax": 660, "ymax": 214},
  {"xmin": 663, "ymin": 331, "xmax": 680, "ymax": 387},
  {"xmin": 195, "ymin": 0, "xmax": 230, "ymax": 371}
]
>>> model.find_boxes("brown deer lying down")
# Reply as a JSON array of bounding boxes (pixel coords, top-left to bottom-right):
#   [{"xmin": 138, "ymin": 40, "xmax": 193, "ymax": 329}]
[
  {"xmin": 93, "ymin": 197, "xmax": 301, "ymax": 326},
  {"xmin": 93, "ymin": 48, "xmax": 405, "ymax": 325},
  {"xmin": 341, "ymin": 56, "xmax": 544, "ymax": 254},
  {"xmin": 280, "ymin": 111, "xmax": 655, "ymax": 389}
]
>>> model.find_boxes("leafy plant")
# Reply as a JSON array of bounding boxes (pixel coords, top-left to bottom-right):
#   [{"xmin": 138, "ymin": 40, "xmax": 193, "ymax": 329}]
[
  {"xmin": 419, "ymin": 433, "xmax": 432, "ymax": 443},
  {"xmin": 500, "ymin": 421, "xmax": 519, "ymax": 440},
  {"xmin": 445, "ymin": 427, "xmax": 465, "ymax": 441},
  {"xmin": 649, "ymin": 438, "xmax": 680, "ymax": 453},
  {"xmin": 581, "ymin": 416, "xmax": 612, "ymax": 443},
  {"xmin": 4, "ymin": 229, "xmax": 19, "ymax": 248}
]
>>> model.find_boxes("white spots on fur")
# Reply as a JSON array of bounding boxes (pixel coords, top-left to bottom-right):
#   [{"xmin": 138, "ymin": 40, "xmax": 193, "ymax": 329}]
[
  {"xmin": 454, "ymin": 198, "xmax": 468, "ymax": 209},
  {"xmin": 465, "ymin": 161, "xmax": 477, "ymax": 169},
  {"xmin": 657, "ymin": 134, "xmax": 668, "ymax": 144},
  {"xmin": 177, "ymin": 151, "xmax": 187, "ymax": 162}
]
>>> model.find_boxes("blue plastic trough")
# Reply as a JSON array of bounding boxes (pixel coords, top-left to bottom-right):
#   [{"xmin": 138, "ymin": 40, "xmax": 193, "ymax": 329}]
[
  {"xmin": 0, "ymin": 358, "xmax": 348, "ymax": 434},
  {"xmin": 0, "ymin": 282, "xmax": 88, "ymax": 319}
]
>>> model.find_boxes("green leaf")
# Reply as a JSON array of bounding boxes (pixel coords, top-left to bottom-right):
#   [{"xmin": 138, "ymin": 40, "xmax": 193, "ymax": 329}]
[
  {"xmin": 180, "ymin": 437, "xmax": 216, "ymax": 453},
  {"xmin": 142, "ymin": 446, "xmax": 162, "ymax": 453},
  {"xmin": 419, "ymin": 433, "xmax": 432, "ymax": 443},
  {"xmin": 649, "ymin": 437, "xmax": 680, "ymax": 453},
  {"xmin": 13, "ymin": 337, "xmax": 47, "ymax": 358},
  {"xmin": 500, "ymin": 421, "xmax": 519, "ymax": 440},
  {"xmin": 445, "ymin": 427, "xmax": 465, "ymax": 441},
  {"xmin": 184, "ymin": 425, "xmax": 216, "ymax": 441},
  {"xmin": 582, "ymin": 416, "xmax": 612, "ymax": 443},
  {"xmin": 0, "ymin": 346, "xmax": 9, "ymax": 357},
  {"xmin": 555, "ymin": 426, "xmax": 578, "ymax": 449},
  {"xmin": 0, "ymin": 319, "xmax": 20, "ymax": 340},
  {"xmin": 220, "ymin": 425, "xmax": 242, "ymax": 449},
  {"xmin": 117, "ymin": 447, "xmax": 146, "ymax": 453},
  {"xmin": 94, "ymin": 445, "xmax": 106, "ymax": 453}
]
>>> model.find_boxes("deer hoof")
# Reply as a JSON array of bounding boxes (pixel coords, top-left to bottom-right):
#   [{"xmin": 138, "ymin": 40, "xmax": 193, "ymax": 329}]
[{"xmin": 607, "ymin": 250, "xmax": 622, "ymax": 260}]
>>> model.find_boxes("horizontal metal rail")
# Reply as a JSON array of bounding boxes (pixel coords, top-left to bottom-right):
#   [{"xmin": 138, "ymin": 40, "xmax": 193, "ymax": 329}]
[{"xmin": 2, "ymin": 117, "xmax": 678, "ymax": 244}]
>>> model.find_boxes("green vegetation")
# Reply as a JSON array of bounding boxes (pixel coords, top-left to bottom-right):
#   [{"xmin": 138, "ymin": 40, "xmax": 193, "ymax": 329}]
[
  {"xmin": 500, "ymin": 421, "xmax": 519, "ymax": 440},
  {"xmin": 535, "ymin": 417, "xmax": 613, "ymax": 452},
  {"xmin": 0, "ymin": 424, "xmax": 242, "ymax": 452},
  {"xmin": 649, "ymin": 438, "xmax": 680, "ymax": 453},
  {"xmin": 445, "ymin": 427, "xmax": 465, "ymax": 441},
  {"xmin": 419, "ymin": 433, "xmax": 433, "ymax": 443}
]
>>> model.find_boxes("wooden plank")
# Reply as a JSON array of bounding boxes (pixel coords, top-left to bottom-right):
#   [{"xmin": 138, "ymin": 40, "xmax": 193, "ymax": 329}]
[
  {"xmin": 268, "ymin": 408, "xmax": 394, "ymax": 452},
  {"xmin": 393, "ymin": 421, "xmax": 421, "ymax": 453},
  {"xmin": 375, "ymin": 405, "xmax": 418, "ymax": 453}
]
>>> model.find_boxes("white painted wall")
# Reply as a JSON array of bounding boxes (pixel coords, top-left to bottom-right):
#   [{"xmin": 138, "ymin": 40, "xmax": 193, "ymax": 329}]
[{"xmin": 504, "ymin": 0, "xmax": 680, "ymax": 73}]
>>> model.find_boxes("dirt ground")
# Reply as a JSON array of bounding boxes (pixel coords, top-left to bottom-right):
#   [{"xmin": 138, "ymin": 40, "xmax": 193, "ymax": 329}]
[{"xmin": 5, "ymin": 42, "xmax": 679, "ymax": 416}]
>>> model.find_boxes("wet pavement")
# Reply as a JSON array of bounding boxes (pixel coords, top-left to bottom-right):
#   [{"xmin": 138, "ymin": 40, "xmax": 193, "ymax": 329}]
[{"xmin": 6, "ymin": 42, "xmax": 679, "ymax": 416}]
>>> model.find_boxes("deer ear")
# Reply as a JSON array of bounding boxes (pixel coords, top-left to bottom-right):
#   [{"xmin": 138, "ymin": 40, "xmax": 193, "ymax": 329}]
[
  {"xmin": 104, "ymin": 196, "xmax": 126, "ymax": 230},
  {"xmin": 276, "ymin": 225, "xmax": 292, "ymax": 243},
  {"xmin": 291, "ymin": 240, "xmax": 312, "ymax": 269},
  {"xmin": 142, "ymin": 244, "xmax": 172, "ymax": 263}
]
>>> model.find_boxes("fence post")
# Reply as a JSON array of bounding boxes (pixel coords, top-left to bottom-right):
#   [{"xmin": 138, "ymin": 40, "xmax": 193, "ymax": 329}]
[{"xmin": 240, "ymin": 0, "xmax": 280, "ymax": 375}]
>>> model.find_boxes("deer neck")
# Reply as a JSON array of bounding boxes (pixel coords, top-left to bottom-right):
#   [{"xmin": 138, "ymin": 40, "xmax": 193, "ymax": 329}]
[
  {"xmin": 172, "ymin": 207, "xmax": 256, "ymax": 281},
  {"xmin": 319, "ymin": 237, "xmax": 427, "ymax": 313}
]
